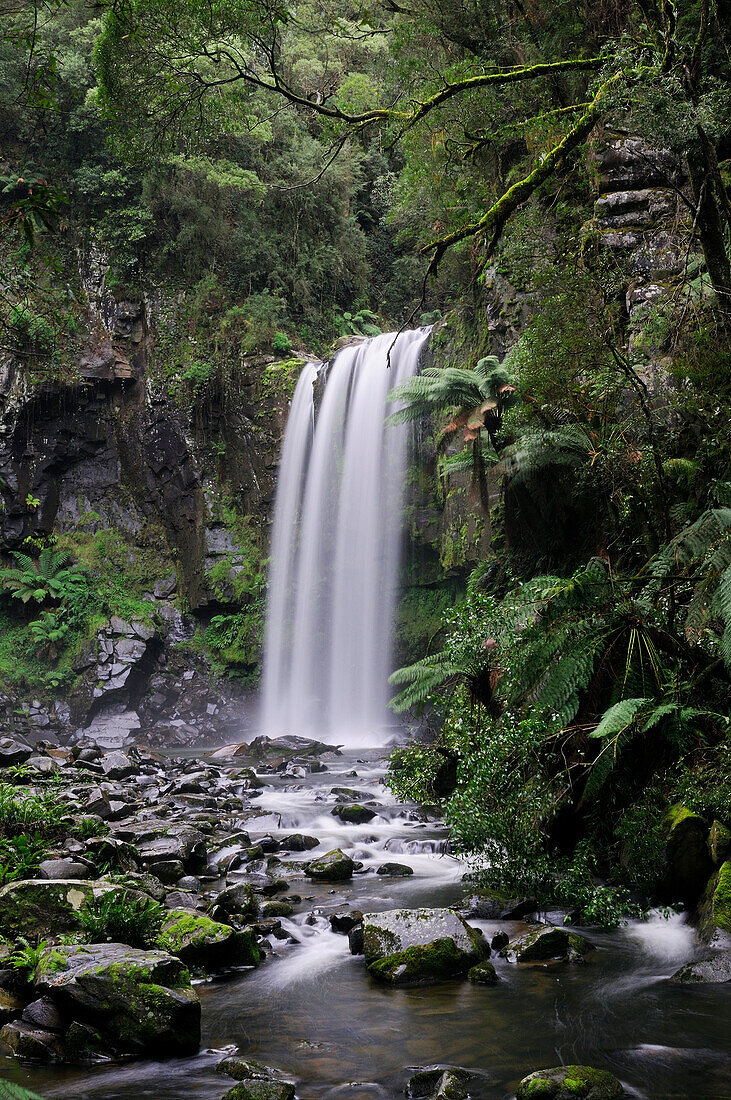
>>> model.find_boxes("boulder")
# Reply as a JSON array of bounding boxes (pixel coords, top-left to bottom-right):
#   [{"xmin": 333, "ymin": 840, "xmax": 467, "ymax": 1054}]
[
  {"xmin": 331, "ymin": 804, "xmax": 377, "ymax": 824},
  {"xmin": 307, "ymin": 849, "xmax": 354, "ymax": 882},
  {"xmin": 114, "ymin": 820, "xmax": 207, "ymax": 873},
  {"xmin": 406, "ymin": 1066, "xmax": 478, "ymax": 1099},
  {"xmin": 218, "ymin": 1055, "xmax": 275, "ymax": 1080},
  {"xmin": 362, "ymin": 908, "xmax": 487, "ymax": 986},
  {"xmin": 212, "ymin": 883, "xmax": 259, "ymax": 920},
  {"xmin": 467, "ymin": 961, "xmax": 499, "ymax": 984},
  {"xmin": 708, "ymin": 821, "xmax": 731, "ymax": 866},
  {"xmin": 0, "ymin": 737, "xmax": 32, "ymax": 767},
  {"xmin": 99, "ymin": 751, "xmax": 136, "ymax": 780},
  {"xmin": 329, "ymin": 908, "xmax": 363, "ymax": 934},
  {"xmin": 362, "ymin": 908, "xmax": 487, "ymax": 963},
  {"xmin": 158, "ymin": 908, "xmax": 260, "ymax": 970},
  {"xmin": 0, "ymin": 1019, "xmax": 63, "ymax": 1061},
  {"xmin": 280, "ymin": 833, "xmax": 319, "ymax": 852},
  {"xmin": 376, "ymin": 863, "xmax": 413, "ymax": 877},
  {"xmin": 500, "ymin": 927, "xmax": 594, "ymax": 964},
  {"xmin": 515, "ymin": 1066, "xmax": 625, "ymax": 1099},
  {"xmin": 698, "ymin": 861, "xmax": 731, "ymax": 943},
  {"xmin": 662, "ymin": 804, "xmax": 713, "ymax": 905},
  {"xmin": 0, "ymin": 989, "xmax": 25, "ymax": 1024},
  {"xmin": 0, "ymin": 879, "xmax": 99, "ymax": 938},
  {"xmin": 462, "ymin": 890, "xmax": 536, "ymax": 920},
  {"xmin": 34, "ymin": 942, "xmax": 200, "ymax": 1057},
  {"xmin": 669, "ymin": 953, "xmax": 731, "ymax": 985},
  {"xmin": 223, "ymin": 1084, "xmax": 295, "ymax": 1100}
]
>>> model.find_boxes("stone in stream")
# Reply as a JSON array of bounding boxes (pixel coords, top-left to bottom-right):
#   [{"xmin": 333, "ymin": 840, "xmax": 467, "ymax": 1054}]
[
  {"xmin": 0, "ymin": 1019, "xmax": 64, "ymax": 1061},
  {"xmin": 307, "ymin": 849, "xmax": 355, "ymax": 882},
  {"xmin": 500, "ymin": 927, "xmax": 594, "ymax": 964},
  {"xmin": 362, "ymin": 908, "xmax": 488, "ymax": 985},
  {"xmin": 279, "ymin": 833, "xmax": 319, "ymax": 852},
  {"xmin": 222, "ymin": 1083, "xmax": 296, "ymax": 1100},
  {"xmin": 467, "ymin": 960, "xmax": 499, "ymax": 984},
  {"xmin": 515, "ymin": 1066, "xmax": 625, "ymax": 1099},
  {"xmin": 376, "ymin": 862, "xmax": 413, "ymax": 877},
  {"xmin": 159, "ymin": 908, "xmax": 260, "ymax": 970},
  {"xmin": 697, "ymin": 860, "xmax": 731, "ymax": 943},
  {"xmin": 33, "ymin": 942, "xmax": 200, "ymax": 1057},
  {"xmin": 405, "ymin": 1065, "xmax": 479, "ymax": 1100},
  {"xmin": 329, "ymin": 908, "xmax": 363, "ymax": 934},
  {"xmin": 331, "ymin": 803, "xmax": 378, "ymax": 824},
  {"xmin": 669, "ymin": 952, "xmax": 731, "ymax": 984},
  {"xmin": 218, "ymin": 1055, "xmax": 275, "ymax": 1080}
]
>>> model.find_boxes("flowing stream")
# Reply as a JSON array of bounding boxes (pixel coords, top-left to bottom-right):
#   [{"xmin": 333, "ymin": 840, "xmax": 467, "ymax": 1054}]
[
  {"xmin": 15, "ymin": 744, "xmax": 730, "ymax": 1100},
  {"xmin": 261, "ymin": 329, "xmax": 430, "ymax": 746}
]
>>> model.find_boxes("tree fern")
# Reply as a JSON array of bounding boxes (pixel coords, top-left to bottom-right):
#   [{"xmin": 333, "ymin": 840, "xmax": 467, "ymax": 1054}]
[{"xmin": 583, "ymin": 697, "xmax": 649, "ymax": 801}]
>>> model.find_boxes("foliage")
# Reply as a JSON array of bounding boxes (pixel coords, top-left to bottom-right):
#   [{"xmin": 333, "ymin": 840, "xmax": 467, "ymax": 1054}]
[
  {"xmin": 77, "ymin": 893, "xmax": 165, "ymax": 950},
  {"xmin": 0, "ymin": 550, "xmax": 87, "ymax": 607},
  {"xmin": 5, "ymin": 938, "xmax": 48, "ymax": 978},
  {"xmin": 0, "ymin": 834, "xmax": 48, "ymax": 885}
]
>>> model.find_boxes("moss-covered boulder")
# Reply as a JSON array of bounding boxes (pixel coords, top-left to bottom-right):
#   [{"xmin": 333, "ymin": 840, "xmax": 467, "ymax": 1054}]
[
  {"xmin": 331, "ymin": 804, "xmax": 377, "ymax": 824},
  {"xmin": 406, "ymin": 1066, "xmax": 477, "ymax": 1100},
  {"xmin": 158, "ymin": 908, "xmax": 260, "ymax": 971},
  {"xmin": 34, "ymin": 943, "xmax": 200, "ymax": 1057},
  {"xmin": 467, "ymin": 961, "xmax": 499, "ymax": 984},
  {"xmin": 662, "ymin": 804, "xmax": 713, "ymax": 905},
  {"xmin": 306, "ymin": 849, "xmax": 354, "ymax": 882},
  {"xmin": 217, "ymin": 1055, "xmax": 275, "ymax": 1081},
  {"xmin": 222, "ymin": 1083, "xmax": 295, "ymax": 1100},
  {"xmin": 669, "ymin": 952, "xmax": 731, "ymax": 984},
  {"xmin": 500, "ymin": 927, "xmax": 594, "ymax": 964},
  {"xmin": 698, "ymin": 862, "xmax": 731, "ymax": 943},
  {"xmin": 515, "ymin": 1065, "xmax": 625, "ymax": 1099},
  {"xmin": 368, "ymin": 938, "xmax": 480, "ymax": 985},
  {"xmin": 0, "ymin": 880, "xmax": 103, "ymax": 938},
  {"xmin": 362, "ymin": 907, "xmax": 487, "ymax": 964},
  {"xmin": 708, "ymin": 822, "xmax": 731, "ymax": 867}
]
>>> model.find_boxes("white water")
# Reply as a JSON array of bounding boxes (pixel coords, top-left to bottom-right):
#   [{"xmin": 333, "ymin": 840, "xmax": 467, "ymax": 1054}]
[{"xmin": 261, "ymin": 328, "xmax": 430, "ymax": 746}]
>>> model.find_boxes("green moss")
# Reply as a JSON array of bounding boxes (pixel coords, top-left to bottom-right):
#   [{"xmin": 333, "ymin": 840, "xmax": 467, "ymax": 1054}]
[
  {"xmin": 712, "ymin": 861, "xmax": 731, "ymax": 932},
  {"xmin": 367, "ymin": 936, "xmax": 478, "ymax": 985}
]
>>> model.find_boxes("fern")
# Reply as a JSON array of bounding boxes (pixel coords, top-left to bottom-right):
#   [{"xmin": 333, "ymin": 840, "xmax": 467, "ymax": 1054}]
[{"xmin": 584, "ymin": 697, "xmax": 649, "ymax": 800}]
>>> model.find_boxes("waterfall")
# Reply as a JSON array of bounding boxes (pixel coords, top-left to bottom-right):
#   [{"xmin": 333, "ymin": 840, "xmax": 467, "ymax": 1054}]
[{"xmin": 261, "ymin": 327, "xmax": 430, "ymax": 746}]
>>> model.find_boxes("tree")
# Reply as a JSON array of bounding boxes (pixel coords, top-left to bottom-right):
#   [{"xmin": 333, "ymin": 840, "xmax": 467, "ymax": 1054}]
[{"xmin": 93, "ymin": 0, "xmax": 731, "ymax": 317}]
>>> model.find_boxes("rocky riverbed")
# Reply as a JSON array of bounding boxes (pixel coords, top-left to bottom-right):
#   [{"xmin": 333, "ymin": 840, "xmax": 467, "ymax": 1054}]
[{"xmin": 0, "ymin": 730, "xmax": 728, "ymax": 1100}]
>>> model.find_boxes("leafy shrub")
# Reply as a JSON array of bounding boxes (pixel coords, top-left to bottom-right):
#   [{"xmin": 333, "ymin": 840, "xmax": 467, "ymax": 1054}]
[
  {"xmin": 78, "ymin": 894, "xmax": 165, "ymax": 949},
  {"xmin": 272, "ymin": 331, "xmax": 292, "ymax": 354},
  {"xmin": 0, "ymin": 834, "xmax": 48, "ymax": 884},
  {"xmin": 5, "ymin": 937, "xmax": 47, "ymax": 977}
]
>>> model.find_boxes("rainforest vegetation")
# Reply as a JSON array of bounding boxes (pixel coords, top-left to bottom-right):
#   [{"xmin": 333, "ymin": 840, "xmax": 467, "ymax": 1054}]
[{"xmin": 1, "ymin": 0, "xmax": 731, "ymax": 928}]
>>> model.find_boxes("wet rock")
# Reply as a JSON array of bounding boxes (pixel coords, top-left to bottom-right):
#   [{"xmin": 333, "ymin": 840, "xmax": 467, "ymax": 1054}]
[
  {"xmin": 349, "ymin": 923, "xmax": 365, "ymax": 955},
  {"xmin": 213, "ymin": 883, "xmax": 259, "ymax": 921},
  {"xmin": 698, "ymin": 861, "xmax": 731, "ymax": 943},
  {"xmin": 218, "ymin": 1055, "xmax": 276, "ymax": 1080},
  {"xmin": 280, "ymin": 833, "xmax": 319, "ymax": 852},
  {"xmin": 362, "ymin": 908, "xmax": 487, "ymax": 963},
  {"xmin": 467, "ymin": 961, "xmax": 499, "ymax": 984},
  {"xmin": 462, "ymin": 891, "xmax": 536, "ymax": 920},
  {"xmin": 368, "ymin": 938, "xmax": 483, "ymax": 986},
  {"xmin": 99, "ymin": 751, "xmax": 136, "ymax": 780},
  {"xmin": 376, "ymin": 863, "xmax": 413, "ymax": 877},
  {"xmin": 0, "ymin": 737, "xmax": 32, "ymax": 767},
  {"xmin": 662, "ymin": 804, "xmax": 713, "ymax": 906},
  {"xmin": 222, "ymin": 1083, "xmax": 296, "ymax": 1100},
  {"xmin": 34, "ymin": 942, "xmax": 200, "ymax": 1057},
  {"xmin": 0, "ymin": 989, "xmax": 25, "ymax": 1024},
  {"xmin": 331, "ymin": 804, "xmax": 377, "ymax": 825},
  {"xmin": 406, "ymin": 1066, "xmax": 476, "ymax": 1100},
  {"xmin": 330, "ymin": 787, "xmax": 372, "ymax": 801},
  {"xmin": 38, "ymin": 858, "xmax": 93, "ymax": 880},
  {"xmin": 114, "ymin": 820, "xmax": 207, "ymax": 873},
  {"xmin": 669, "ymin": 952, "xmax": 731, "ymax": 984},
  {"xmin": 22, "ymin": 997, "xmax": 64, "ymax": 1032},
  {"xmin": 0, "ymin": 879, "xmax": 100, "ymax": 938},
  {"xmin": 0, "ymin": 1019, "xmax": 64, "ymax": 1061},
  {"xmin": 500, "ymin": 927, "xmax": 594, "ymax": 964},
  {"xmin": 515, "ymin": 1065, "xmax": 625, "ymax": 1099},
  {"xmin": 307, "ymin": 849, "xmax": 355, "ymax": 882},
  {"xmin": 330, "ymin": 909, "xmax": 363, "ymax": 934},
  {"xmin": 151, "ymin": 859, "xmax": 186, "ymax": 884},
  {"xmin": 491, "ymin": 931, "xmax": 509, "ymax": 951},
  {"xmin": 262, "ymin": 901, "xmax": 294, "ymax": 919},
  {"xmin": 708, "ymin": 821, "xmax": 731, "ymax": 867},
  {"xmin": 159, "ymin": 908, "xmax": 260, "ymax": 970}
]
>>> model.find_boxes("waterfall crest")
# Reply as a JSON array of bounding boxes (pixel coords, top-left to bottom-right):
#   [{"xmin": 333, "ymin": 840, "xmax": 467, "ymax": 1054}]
[{"xmin": 261, "ymin": 328, "xmax": 430, "ymax": 746}]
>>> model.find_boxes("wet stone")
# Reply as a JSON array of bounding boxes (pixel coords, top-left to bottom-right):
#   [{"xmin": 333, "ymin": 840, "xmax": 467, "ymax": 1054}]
[{"xmin": 516, "ymin": 1065, "xmax": 625, "ymax": 1099}]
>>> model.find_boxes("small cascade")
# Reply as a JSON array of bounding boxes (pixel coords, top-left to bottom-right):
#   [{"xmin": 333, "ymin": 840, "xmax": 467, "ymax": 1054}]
[{"xmin": 261, "ymin": 328, "xmax": 430, "ymax": 745}]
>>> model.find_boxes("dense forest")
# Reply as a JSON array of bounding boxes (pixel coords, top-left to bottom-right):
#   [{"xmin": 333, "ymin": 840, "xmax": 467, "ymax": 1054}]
[{"xmin": 0, "ymin": 0, "xmax": 729, "ymax": 1096}]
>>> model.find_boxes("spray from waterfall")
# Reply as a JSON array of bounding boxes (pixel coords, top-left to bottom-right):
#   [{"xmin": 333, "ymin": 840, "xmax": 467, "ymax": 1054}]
[{"xmin": 261, "ymin": 328, "xmax": 430, "ymax": 746}]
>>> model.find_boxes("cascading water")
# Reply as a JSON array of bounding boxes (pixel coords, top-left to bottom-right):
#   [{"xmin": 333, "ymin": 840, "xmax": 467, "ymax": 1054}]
[{"xmin": 261, "ymin": 327, "xmax": 430, "ymax": 746}]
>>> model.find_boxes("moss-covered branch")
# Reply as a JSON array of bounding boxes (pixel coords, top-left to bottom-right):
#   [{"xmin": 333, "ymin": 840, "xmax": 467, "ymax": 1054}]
[{"xmin": 421, "ymin": 70, "xmax": 623, "ymax": 274}]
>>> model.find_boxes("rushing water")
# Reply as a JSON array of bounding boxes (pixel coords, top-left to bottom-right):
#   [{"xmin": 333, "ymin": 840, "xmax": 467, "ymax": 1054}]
[
  {"xmin": 13, "ymin": 744, "xmax": 730, "ymax": 1100},
  {"xmin": 261, "ymin": 329, "xmax": 430, "ymax": 747}
]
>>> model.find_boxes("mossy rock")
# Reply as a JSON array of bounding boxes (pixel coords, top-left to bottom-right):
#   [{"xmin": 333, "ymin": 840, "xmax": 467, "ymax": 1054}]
[
  {"xmin": 467, "ymin": 961, "xmax": 499, "ymax": 984},
  {"xmin": 501, "ymin": 927, "xmax": 594, "ymax": 964},
  {"xmin": 669, "ymin": 952, "xmax": 731, "ymax": 984},
  {"xmin": 158, "ymin": 908, "xmax": 260, "ymax": 971},
  {"xmin": 222, "ymin": 1082, "xmax": 295, "ymax": 1100},
  {"xmin": 306, "ymin": 849, "xmax": 354, "ymax": 882},
  {"xmin": 698, "ymin": 862, "xmax": 731, "ymax": 943},
  {"xmin": 662, "ymin": 804, "xmax": 713, "ymax": 905},
  {"xmin": 368, "ymin": 937, "xmax": 480, "ymax": 986},
  {"xmin": 217, "ymin": 1055, "xmax": 275, "ymax": 1080},
  {"xmin": 708, "ymin": 821, "xmax": 731, "ymax": 867},
  {"xmin": 0, "ymin": 879, "xmax": 120, "ymax": 939},
  {"xmin": 331, "ymin": 804, "xmax": 377, "ymax": 824},
  {"xmin": 362, "ymin": 907, "xmax": 487, "ymax": 964},
  {"xmin": 516, "ymin": 1065, "xmax": 625, "ymax": 1099},
  {"xmin": 34, "ymin": 943, "xmax": 200, "ymax": 1057}
]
